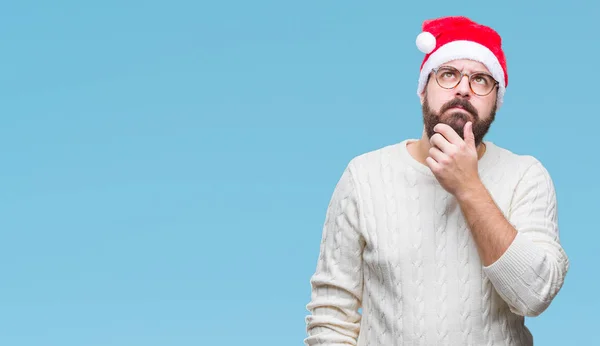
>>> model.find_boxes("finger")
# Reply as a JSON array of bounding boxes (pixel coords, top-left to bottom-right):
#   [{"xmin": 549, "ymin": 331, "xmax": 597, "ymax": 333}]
[
  {"xmin": 428, "ymin": 145, "xmax": 447, "ymax": 164},
  {"xmin": 430, "ymin": 133, "xmax": 452, "ymax": 153},
  {"xmin": 434, "ymin": 123, "xmax": 463, "ymax": 145},
  {"xmin": 463, "ymin": 121, "xmax": 476, "ymax": 148},
  {"xmin": 425, "ymin": 156, "xmax": 440, "ymax": 172}
]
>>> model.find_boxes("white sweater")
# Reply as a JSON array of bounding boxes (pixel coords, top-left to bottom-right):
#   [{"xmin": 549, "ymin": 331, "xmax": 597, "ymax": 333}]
[{"xmin": 304, "ymin": 139, "xmax": 569, "ymax": 346}]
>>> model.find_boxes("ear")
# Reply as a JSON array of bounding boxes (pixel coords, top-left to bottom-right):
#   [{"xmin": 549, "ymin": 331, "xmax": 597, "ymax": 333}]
[
  {"xmin": 420, "ymin": 76, "xmax": 431, "ymax": 105},
  {"xmin": 419, "ymin": 88, "xmax": 426, "ymax": 105}
]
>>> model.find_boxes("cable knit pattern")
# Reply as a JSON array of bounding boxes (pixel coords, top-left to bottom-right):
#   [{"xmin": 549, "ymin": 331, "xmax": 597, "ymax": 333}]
[
  {"xmin": 434, "ymin": 189, "xmax": 449, "ymax": 344},
  {"xmin": 481, "ymin": 269, "xmax": 494, "ymax": 346},
  {"xmin": 381, "ymin": 149, "xmax": 403, "ymax": 345},
  {"xmin": 499, "ymin": 304, "xmax": 513, "ymax": 345},
  {"xmin": 405, "ymin": 167, "xmax": 426, "ymax": 343},
  {"xmin": 458, "ymin": 213, "xmax": 473, "ymax": 344},
  {"xmin": 305, "ymin": 139, "xmax": 569, "ymax": 346}
]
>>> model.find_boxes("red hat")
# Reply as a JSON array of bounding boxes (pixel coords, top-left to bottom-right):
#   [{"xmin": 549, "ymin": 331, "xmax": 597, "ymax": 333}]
[{"xmin": 416, "ymin": 16, "xmax": 508, "ymax": 107}]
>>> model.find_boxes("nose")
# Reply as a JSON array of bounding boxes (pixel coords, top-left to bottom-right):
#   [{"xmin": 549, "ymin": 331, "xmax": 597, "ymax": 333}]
[{"xmin": 455, "ymin": 75, "xmax": 471, "ymax": 98}]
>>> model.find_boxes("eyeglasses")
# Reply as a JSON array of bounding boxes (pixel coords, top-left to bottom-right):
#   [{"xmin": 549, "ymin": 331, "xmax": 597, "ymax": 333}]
[{"xmin": 432, "ymin": 66, "xmax": 499, "ymax": 96}]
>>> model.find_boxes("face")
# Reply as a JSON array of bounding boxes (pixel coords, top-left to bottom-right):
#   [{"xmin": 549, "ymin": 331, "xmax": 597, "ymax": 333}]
[{"xmin": 420, "ymin": 59, "xmax": 498, "ymax": 147}]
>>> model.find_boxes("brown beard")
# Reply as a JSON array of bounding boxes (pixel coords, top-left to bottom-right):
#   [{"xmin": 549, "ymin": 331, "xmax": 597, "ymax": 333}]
[{"xmin": 422, "ymin": 93, "xmax": 497, "ymax": 147}]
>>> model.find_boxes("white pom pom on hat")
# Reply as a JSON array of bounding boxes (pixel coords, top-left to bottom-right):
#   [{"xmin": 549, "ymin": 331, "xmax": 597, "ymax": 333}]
[{"xmin": 416, "ymin": 31, "xmax": 436, "ymax": 54}]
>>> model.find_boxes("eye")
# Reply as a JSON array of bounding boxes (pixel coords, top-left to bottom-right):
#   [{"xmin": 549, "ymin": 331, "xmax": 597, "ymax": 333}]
[
  {"xmin": 438, "ymin": 69, "xmax": 458, "ymax": 80},
  {"xmin": 472, "ymin": 74, "xmax": 493, "ymax": 85}
]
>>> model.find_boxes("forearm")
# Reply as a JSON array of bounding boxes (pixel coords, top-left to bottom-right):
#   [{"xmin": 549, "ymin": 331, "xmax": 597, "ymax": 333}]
[
  {"xmin": 455, "ymin": 174, "xmax": 569, "ymax": 317},
  {"xmin": 456, "ymin": 180, "xmax": 517, "ymax": 267},
  {"xmin": 427, "ymin": 123, "xmax": 568, "ymax": 316}
]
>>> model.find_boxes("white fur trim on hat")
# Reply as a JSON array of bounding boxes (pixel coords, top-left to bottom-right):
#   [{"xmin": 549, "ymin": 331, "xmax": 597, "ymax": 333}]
[{"xmin": 417, "ymin": 40, "xmax": 506, "ymax": 108}]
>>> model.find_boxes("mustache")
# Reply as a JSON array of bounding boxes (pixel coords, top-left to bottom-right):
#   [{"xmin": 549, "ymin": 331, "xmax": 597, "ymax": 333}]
[{"xmin": 440, "ymin": 98, "xmax": 478, "ymax": 118}]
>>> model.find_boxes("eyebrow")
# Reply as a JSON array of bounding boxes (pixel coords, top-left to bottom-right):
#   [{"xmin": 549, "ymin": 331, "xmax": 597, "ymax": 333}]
[{"xmin": 440, "ymin": 65, "xmax": 492, "ymax": 75}]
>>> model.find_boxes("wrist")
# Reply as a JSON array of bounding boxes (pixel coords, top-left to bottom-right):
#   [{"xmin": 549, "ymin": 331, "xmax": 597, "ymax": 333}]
[{"xmin": 455, "ymin": 179, "xmax": 486, "ymax": 204}]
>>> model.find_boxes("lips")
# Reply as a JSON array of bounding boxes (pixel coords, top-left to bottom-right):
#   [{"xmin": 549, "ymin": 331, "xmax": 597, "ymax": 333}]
[
  {"xmin": 448, "ymin": 105, "xmax": 475, "ymax": 118},
  {"xmin": 441, "ymin": 98, "xmax": 478, "ymax": 116}
]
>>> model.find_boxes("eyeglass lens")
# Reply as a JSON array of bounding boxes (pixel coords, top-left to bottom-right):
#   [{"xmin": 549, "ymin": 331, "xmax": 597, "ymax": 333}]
[{"xmin": 435, "ymin": 67, "xmax": 496, "ymax": 95}]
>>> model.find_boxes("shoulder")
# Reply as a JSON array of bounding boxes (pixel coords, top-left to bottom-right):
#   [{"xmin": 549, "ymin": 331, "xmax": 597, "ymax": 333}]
[
  {"xmin": 486, "ymin": 141, "xmax": 550, "ymax": 175},
  {"xmin": 343, "ymin": 141, "xmax": 407, "ymax": 178},
  {"xmin": 485, "ymin": 141, "xmax": 555, "ymax": 190},
  {"xmin": 326, "ymin": 143, "xmax": 403, "ymax": 207}
]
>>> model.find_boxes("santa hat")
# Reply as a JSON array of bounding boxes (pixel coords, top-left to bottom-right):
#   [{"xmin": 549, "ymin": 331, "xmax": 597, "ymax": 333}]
[{"xmin": 416, "ymin": 16, "xmax": 508, "ymax": 107}]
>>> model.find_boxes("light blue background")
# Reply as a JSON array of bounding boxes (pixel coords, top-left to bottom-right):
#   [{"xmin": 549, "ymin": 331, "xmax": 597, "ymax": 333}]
[{"xmin": 1, "ymin": 1, "xmax": 596, "ymax": 345}]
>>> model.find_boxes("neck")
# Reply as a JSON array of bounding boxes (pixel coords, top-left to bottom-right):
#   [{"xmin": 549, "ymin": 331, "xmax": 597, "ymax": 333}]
[{"xmin": 407, "ymin": 128, "xmax": 487, "ymax": 165}]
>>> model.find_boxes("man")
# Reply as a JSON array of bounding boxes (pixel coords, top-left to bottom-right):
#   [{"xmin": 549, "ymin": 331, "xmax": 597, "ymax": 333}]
[{"xmin": 304, "ymin": 16, "xmax": 569, "ymax": 345}]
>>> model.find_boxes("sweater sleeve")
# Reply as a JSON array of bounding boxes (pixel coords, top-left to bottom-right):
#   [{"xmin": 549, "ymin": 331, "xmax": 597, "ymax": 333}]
[
  {"xmin": 304, "ymin": 163, "xmax": 365, "ymax": 346},
  {"xmin": 482, "ymin": 159, "xmax": 570, "ymax": 317}
]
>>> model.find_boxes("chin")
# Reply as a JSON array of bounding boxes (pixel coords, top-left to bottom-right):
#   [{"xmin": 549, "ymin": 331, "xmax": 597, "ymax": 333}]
[
  {"xmin": 445, "ymin": 109, "xmax": 472, "ymax": 120},
  {"xmin": 441, "ymin": 115, "xmax": 470, "ymax": 138}
]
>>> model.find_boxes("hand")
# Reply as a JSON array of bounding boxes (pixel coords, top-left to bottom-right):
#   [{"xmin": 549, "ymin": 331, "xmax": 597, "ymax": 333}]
[{"xmin": 425, "ymin": 121, "xmax": 482, "ymax": 199}]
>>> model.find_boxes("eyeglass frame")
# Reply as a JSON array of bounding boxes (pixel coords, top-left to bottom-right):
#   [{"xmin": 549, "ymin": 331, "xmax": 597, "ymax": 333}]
[{"xmin": 431, "ymin": 66, "xmax": 499, "ymax": 96}]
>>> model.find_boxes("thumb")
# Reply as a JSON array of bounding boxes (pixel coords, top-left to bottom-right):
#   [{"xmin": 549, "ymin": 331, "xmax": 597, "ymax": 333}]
[{"xmin": 464, "ymin": 121, "xmax": 475, "ymax": 147}]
